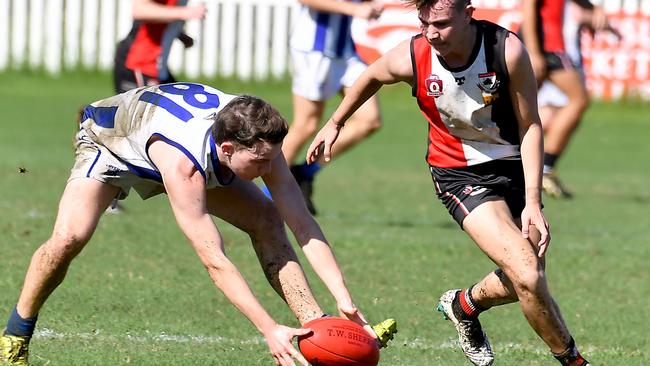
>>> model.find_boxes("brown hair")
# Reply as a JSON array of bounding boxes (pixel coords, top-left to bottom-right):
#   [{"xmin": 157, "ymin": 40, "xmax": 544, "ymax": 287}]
[
  {"xmin": 403, "ymin": 0, "xmax": 470, "ymax": 11},
  {"xmin": 212, "ymin": 95, "xmax": 288, "ymax": 148}
]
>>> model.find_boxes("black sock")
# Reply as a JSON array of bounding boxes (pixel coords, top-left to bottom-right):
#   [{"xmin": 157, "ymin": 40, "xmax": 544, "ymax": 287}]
[
  {"xmin": 553, "ymin": 337, "xmax": 589, "ymax": 366},
  {"xmin": 544, "ymin": 153, "xmax": 558, "ymax": 170},
  {"xmin": 452, "ymin": 285, "xmax": 485, "ymax": 320}
]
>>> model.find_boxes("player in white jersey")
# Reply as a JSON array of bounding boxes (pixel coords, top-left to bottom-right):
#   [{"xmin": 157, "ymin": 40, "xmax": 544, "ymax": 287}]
[
  {"xmin": 307, "ymin": 1, "xmax": 591, "ymax": 365},
  {"xmin": 283, "ymin": 0, "xmax": 384, "ymax": 214},
  {"xmin": 0, "ymin": 83, "xmax": 385, "ymax": 366}
]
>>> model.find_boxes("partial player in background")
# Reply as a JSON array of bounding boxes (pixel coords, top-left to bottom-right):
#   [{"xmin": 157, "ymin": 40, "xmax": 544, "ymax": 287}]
[
  {"xmin": 520, "ymin": 0, "xmax": 612, "ymax": 199},
  {"xmin": 307, "ymin": 0, "xmax": 591, "ymax": 365},
  {"xmin": 0, "ymin": 83, "xmax": 395, "ymax": 366},
  {"xmin": 108, "ymin": 0, "xmax": 206, "ymax": 213},
  {"xmin": 113, "ymin": 0, "xmax": 206, "ymax": 93},
  {"xmin": 282, "ymin": 0, "xmax": 384, "ymax": 214},
  {"xmin": 537, "ymin": 2, "xmax": 620, "ymax": 148}
]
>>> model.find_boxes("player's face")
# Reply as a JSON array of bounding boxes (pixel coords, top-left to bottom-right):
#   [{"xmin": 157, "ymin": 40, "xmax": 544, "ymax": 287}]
[
  {"xmin": 419, "ymin": 2, "xmax": 471, "ymax": 57},
  {"xmin": 228, "ymin": 141, "xmax": 281, "ymax": 180}
]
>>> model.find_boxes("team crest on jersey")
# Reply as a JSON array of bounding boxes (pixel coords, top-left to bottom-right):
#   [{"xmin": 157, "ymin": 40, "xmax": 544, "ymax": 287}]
[
  {"xmin": 425, "ymin": 75, "xmax": 444, "ymax": 97},
  {"xmin": 477, "ymin": 72, "xmax": 500, "ymax": 93}
]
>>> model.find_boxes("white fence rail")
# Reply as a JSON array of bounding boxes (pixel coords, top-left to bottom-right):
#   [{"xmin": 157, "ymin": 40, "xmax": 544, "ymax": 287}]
[
  {"xmin": 0, "ymin": 0, "xmax": 298, "ymax": 80},
  {"xmin": 0, "ymin": 0, "xmax": 648, "ymax": 82}
]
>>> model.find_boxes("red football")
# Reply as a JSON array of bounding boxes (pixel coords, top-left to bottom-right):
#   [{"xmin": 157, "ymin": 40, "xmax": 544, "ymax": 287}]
[{"xmin": 298, "ymin": 317, "xmax": 380, "ymax": 366}]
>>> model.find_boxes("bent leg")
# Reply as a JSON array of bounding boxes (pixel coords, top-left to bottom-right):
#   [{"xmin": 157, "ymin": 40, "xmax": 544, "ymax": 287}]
[
  {"xmin": 463, "ymin": 200, "xmax": 571, "ymax": 353},
  {"xmin": 205, "ymin": 179, "xmax": 323, "ymax": 324},
  {"xmin": 16, "ymin": 178, "xmax": 119, "ymax": 318},
  {"xmin": 544, "ymin": 69, "xmax": 589, "ymax": 157},
  {"xmin": 282, "ymin": 95, "xmax": 326, "ymax": 165}
]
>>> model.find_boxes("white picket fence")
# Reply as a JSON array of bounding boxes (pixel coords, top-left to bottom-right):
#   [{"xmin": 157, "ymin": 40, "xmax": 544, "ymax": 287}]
[
  {"xmin": 0, "ymin": 0, "xmax": 648, "ymax": 80},
  {"xmin": 0, "ymin": 0, "xmax": 300, "ymax": 80}
]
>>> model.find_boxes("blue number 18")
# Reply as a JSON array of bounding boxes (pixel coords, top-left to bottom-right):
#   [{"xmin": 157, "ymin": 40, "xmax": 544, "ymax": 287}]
[{"xmin": 138, "ymin": 83, "xmax": 221, "ymax": 122}]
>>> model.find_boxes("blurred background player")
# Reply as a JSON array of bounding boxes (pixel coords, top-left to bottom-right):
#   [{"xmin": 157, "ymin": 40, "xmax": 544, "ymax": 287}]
[
  {"xmin": 520, "ymin": 0, "xmax": 611, "ymax": 199},
  {"xmin": 282, "ymin": 0, "xmax": 385, "ymax": 214},
  {"xmin": 108, "ymin": 0, "xmax": 206, "ymax": 213},
  {"xmin": 537, "ymin": 2, "xmax": 620, "ymax": 154},
  {"xmin": 113, "ymin": 0, "xmax": 206, "ymax": 93}
]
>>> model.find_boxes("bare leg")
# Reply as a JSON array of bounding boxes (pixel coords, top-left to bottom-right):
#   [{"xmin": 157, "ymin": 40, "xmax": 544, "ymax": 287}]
[
  {"xmin": 205, "ymin": 179, "xmax": 323, "ymax": 324},
  {"xmin": 16, "ymin": 178, "xmax": 119, "ymax": 318},
  {"xmin": 543, "ymin": 69, "xmax": 589, "ymax": 157},
  {"xmin": 462, "ymin": 200, "xmax": 571, "ymax": 353},
  {"xmin": 282, "ymin": 94, "xmax": 326, "ymax": 165}
]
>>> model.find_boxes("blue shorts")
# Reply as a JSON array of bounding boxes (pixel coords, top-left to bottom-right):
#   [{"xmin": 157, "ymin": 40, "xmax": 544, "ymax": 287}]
[{"xmin": 429, "ymin": 160, "xmax": 528, "ymax": 228}]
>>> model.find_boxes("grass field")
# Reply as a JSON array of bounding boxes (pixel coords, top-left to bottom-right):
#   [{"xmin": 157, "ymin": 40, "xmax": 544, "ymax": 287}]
[{"xmin": 0, "ymin": 71, "xmax": 649, "ymax": 365}]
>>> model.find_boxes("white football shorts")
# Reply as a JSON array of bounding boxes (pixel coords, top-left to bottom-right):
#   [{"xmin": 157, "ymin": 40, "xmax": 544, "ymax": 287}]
[
  {"xmin": 68, "ymin": 129, "xmax": 164, "ymax": 200},
  {"xmin": 290, "ymin": 49, "xmax": 367, "ymax": 101}
]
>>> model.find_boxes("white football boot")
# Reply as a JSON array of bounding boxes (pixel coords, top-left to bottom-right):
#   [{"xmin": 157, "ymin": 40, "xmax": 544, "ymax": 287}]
[{"xmin": 437, "ymin": 289, "xmax": 494, "ymax": 366}]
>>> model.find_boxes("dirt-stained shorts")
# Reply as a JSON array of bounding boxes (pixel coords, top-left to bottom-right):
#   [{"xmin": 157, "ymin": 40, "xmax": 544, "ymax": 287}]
[{"xmin": 69, "ymin": 129, "xmax": 163, "ymax": 200}]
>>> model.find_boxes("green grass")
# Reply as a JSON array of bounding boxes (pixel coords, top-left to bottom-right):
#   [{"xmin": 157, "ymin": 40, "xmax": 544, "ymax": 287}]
[{"xmin": 1, "ymin": 71, "xmax": 648, "ymax": 365}]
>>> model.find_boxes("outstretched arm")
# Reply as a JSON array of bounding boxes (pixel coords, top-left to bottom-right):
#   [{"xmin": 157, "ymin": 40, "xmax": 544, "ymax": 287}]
[
  {"xmin": 262, "ymin": 154, "xmax": 372, "ymax": 331},
  {"xmin": 306, "ymin": 39, "xmax": 413, "ymax": 164},
  {"xmin": 149, "ymin": 141, "xmax": 309, "ymax": 366},
  {"xmin": 504, "ymin": 33, "xmax": 550, "ymax": 256}
]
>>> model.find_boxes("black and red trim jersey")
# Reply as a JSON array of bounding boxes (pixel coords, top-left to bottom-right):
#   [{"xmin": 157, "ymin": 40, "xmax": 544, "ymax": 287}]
[
  {"xmin": 411, "ymin": 20, "xmax": 521, "ymax": 168},
  {"xmin": 116, "ymin": 0, "xmax": 186, "ymax": 79}
]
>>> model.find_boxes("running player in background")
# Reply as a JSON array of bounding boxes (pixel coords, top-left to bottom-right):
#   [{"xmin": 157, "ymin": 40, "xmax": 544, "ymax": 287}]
[
  {"xmin": 537, "ymin": 2, "xmax": 620, "ymax": 141},
  {"xmin": 307, "ymin": 0, "xmax": 591, "ymax": 365},
  {"xmin": 520, "ymin": 0, "xmax": 610, "ymax": 199},
  {"xmin": 282, "ymin": 0, "xmax": 384, "ymax": 214},
  {"xmin": 0, "ymin": 83, "xmax": 396, "ymax": 366}
]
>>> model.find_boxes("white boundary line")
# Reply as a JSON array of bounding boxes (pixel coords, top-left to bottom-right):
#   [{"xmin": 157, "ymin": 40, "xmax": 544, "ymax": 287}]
[{"xmin": 35, "ymin": 329, "xmax": 645, "ymax": 357}]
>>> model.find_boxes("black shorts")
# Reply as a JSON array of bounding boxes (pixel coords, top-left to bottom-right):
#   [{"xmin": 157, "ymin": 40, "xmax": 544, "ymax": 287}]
[
  {"xmin": 544, "ymin": 51, "xmax": 575, "ymax": 72},
  {"xmin": 430, "ymin": 159, "xmax": 527, "ymax": 228}
]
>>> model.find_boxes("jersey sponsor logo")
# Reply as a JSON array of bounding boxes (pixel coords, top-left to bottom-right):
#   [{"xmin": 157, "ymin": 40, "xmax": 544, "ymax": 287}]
[
  {"xmin": 462, "ymin": 185, "xmax": 488, "ymax": 196},
  {"xmin": 454, "ymin": 76, "xmax": 466, "ymax": 85},
  {"xmin": 477, "ymin": 72, "xmax": 500, "ymax": 93},
  {"xmin": 425, "ymin": 74, "xmax": 444, "ymax": 97}
]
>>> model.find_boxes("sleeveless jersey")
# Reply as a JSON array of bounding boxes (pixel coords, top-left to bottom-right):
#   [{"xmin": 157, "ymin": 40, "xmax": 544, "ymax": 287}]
[
  {"xmin": 289, "ymin": 1, "xmax": 358, "ymax": 58},
  {"xmin": 80, "ymin": 82, "xmax": 236, "ymax": 189},
  {"xmin": 121, "ymin": 0, "xmax": 186, "ymax": 79},
  {"xmin": 411, "ymin": 20, "xmax": 521, "ymax": 168},
  {"xmin": 537, "ymin": 0, "xmax": 566, "ymax": 53}
]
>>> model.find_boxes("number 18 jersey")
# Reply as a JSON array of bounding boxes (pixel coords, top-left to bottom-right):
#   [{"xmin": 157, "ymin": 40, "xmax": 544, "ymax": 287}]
[{"xmin": 79, "ymin": 83, "xmax": 236, "ymax": 195}]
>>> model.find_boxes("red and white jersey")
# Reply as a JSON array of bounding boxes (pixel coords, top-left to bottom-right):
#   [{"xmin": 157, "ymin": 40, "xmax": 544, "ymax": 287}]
[
  {"xmin": 537, "ymin": 0, "xmax": 567, "ymax": 53},
  {"xmin": 411, "ymin": 20, "xmax": 521, "ymax": 168}
]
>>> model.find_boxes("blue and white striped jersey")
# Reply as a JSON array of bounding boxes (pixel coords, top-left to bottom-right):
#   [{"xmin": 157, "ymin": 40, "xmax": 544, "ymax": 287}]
[
  {"xmin": 289, "ymin": 1, "xmax": 359, "ymax": 58},
  {"xmin": 79, "ymin": 82, "xmax": 236, "ymax": 189}
]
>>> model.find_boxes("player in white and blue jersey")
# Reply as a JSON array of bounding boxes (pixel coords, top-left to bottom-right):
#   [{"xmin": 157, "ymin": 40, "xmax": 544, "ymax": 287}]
[
  {"xmin": 283, "ymin": 0, "xmax": 384, "ymax": 214},
  {"xmin": 0, "ymin": 83, "xmax": 384, "ymax": 366}
]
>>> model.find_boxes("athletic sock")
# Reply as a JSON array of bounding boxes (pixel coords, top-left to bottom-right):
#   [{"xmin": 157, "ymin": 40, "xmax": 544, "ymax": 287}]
[
  {"xmin": 543, "ymin": 153, "xmax": 558, "ymax": 174},
  {"xmin": 553, "ymin": 337, "xmax": 590, "ymax": 366},
  {"xmin": 298, "ymin": 162, "xmax": 321, "ymax": 181},
  {"xmin": 452, "ymin": 285, "xmax": 485, "ymax": 320},
  {"xmin": 5, "ymin": 307, "xmax": 38, "ymax": 338}
]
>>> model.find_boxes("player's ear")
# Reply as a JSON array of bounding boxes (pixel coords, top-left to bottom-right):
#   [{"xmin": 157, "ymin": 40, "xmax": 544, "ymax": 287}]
[
  {"xmin": 464, "ymin": 3, "xmax": 474, "ymax": 20},
  {"xmin": 220, "ymin": 141, "xmax": 235, "ymax": 157}
]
